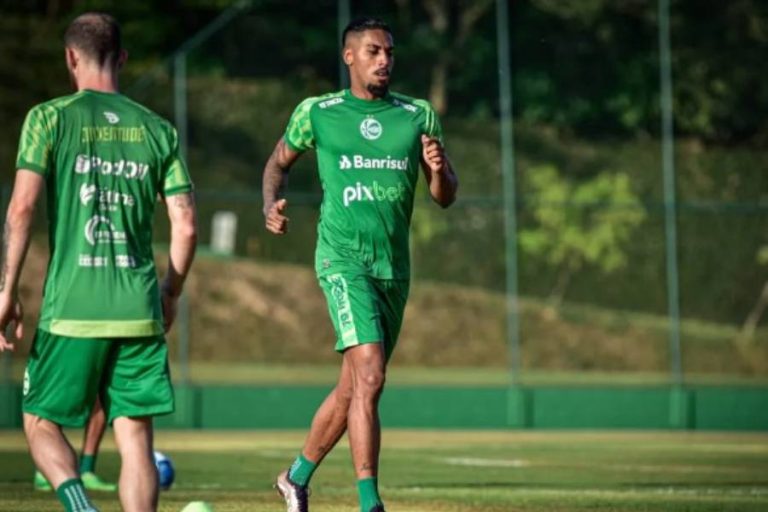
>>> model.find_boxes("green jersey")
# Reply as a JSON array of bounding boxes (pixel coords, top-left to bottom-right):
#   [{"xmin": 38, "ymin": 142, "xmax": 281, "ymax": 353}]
[
  {"xmin": 16, "ymin": 89, "xmax": 193, "ymax": 338},
  {"xmin": 284, "ymin": 89, "xmax": 443, "ymax": 279}
]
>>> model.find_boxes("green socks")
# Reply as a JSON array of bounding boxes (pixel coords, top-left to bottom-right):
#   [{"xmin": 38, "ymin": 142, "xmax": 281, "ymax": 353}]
[
  {"xmin": 357, "ymin": 476, "xmax": 382, "ymax": 511},
  {"xmin": 56, "ymin": 478, "xmax": 98, "ymax": 512},
  {"xmin": 79, "ymin": 454, "xmax": 96, "ymax": 474},
  {"xmin": 287, "ymin": 453, "xmax": 317, "ymax": 487}
]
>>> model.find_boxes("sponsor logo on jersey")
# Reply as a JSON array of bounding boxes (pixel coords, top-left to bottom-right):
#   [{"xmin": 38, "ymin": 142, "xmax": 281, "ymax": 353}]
[
  {"xmin": 392, "ymin": 98, "xmax": 418, "ymax": 113},
  {"xmin": 338, "ymin": 154, "xmax": 409, "ymax": 171},
  {"xmin": 104, "ymin": 111, "xmax": 120, "ymax": 124},
  {"xmin": 343, "ymin": 181, "xmax": 406, "ymax": 207},
  {"xmin": 115, "ymin": 255, "xmax": 137, "ymax": 268},
  {"xmin": 79, "ymin": 183, "xmax": 135, "ymax": 209},
  {"xmin": 79, "ymin": 255, "xmax": 110, "ymax": 267},
  {"xmin": 84, "ymin": 215, "xmax": 127, "ymax": 246},
  {"xmin": 360, "ymin": 117, "xmax": 383, "ymax": 140},
  {"xmin": 81, "ymin": 126, "xmax": 145, "ymax": 143},
  {"xmin": 319, "ymin": 97, "xmax": 344, "ymax": 109},
  {"xmin": 75, "ymin": 155, "xmax": 149, "ymax": 181}
]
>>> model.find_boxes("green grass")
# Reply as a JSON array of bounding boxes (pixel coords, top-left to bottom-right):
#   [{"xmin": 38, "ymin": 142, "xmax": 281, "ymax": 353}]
[{"xmin": 1, "ymin": 430, "xmax": 767, "ymax": 511}]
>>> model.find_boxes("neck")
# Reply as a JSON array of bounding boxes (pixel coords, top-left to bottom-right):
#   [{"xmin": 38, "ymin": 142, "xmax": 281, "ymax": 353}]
[
  {"xmin": 349, "ymin": 82, "xmax": 384, "ymax": 100},
  {"xmin": 75, "ymin": 69, "xmax": 120, "ymax": 94}
]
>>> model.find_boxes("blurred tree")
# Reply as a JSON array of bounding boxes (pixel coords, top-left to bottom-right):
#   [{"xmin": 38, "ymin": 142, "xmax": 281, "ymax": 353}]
[
  {"xmin": 395, "ymin": 0, "xmax": 493, "ymax": 114},
  {"xmin": 519, "ymin": 165, "xmax": 646, "ymax": 310}
]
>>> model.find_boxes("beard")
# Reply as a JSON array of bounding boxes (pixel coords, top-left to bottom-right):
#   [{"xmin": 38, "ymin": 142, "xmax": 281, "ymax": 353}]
[{"xmin": 366, "ymin": 82, "xmax": 389, "ymax": 98}]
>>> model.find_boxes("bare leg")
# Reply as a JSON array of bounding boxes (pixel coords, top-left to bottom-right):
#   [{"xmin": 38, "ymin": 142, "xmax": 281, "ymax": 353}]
[
  {"xmin": 81, "ymin": 396, "xmax": 107, "ymax": 460},
  {"xmin": 300, "ymin": 356, "xmax": 354, "ymax": 464},
  {"xmin": 113, "ymin": 416, "xmax": 157, "ymax": 512},
  {"xmin": 345, "ymin": 343, "xmax": 386, "ymax": 479},
  {"xmin": 24, "ymin": 413, "xmax": 79, "ymax": 489}
]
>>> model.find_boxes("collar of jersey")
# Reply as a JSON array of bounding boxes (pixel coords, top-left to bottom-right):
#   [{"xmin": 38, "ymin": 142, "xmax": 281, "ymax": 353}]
[{"xmin": 343, "ymin": 88, "xmax": 392, "ymax": 110}]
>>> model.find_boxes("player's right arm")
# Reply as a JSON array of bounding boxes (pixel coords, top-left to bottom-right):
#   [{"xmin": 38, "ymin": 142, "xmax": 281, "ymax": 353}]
[
  {"xmin": 0, "ymin": 105, "xmax": 55, "ymax": 350},
  {"xmin": 0, "ymin": 170, "xmax": 44, "ymax": 350},
  {"xmin": 262, "ymin": 97, "xmax": 318, "ymax": 235},
  {"xmin": 262, "ymin": 138, "xmax": 302, "ymax": 235}
]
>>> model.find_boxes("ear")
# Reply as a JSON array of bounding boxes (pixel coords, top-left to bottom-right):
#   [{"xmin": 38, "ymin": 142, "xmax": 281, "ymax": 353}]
[
  {"xmin": 343, "ymin": 47, "xmax": 354, "ymax": 66},
  {"xmin": 65, "ymin": 47, "xmax": 78, "ymax": 70},
  {"xmin": 117, "ymin": 49, "xmax": 128, "ymax": 69}
]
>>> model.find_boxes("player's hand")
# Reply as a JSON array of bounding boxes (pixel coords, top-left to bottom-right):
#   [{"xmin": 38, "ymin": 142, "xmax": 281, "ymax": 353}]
[
  {"xmin": 160, "ymin": 286, "xmax": 178, "ymax": 333},
  {"xmin": 0, "ymin": 294, "xmax": 23, "ymax": 352},
  {"xmin": 421, "ymin": 134, "xmax": 446, "ymax": 174},
  {"xmin": 265, "ymin": 198, "xmax": 289, "ymax": 235}
]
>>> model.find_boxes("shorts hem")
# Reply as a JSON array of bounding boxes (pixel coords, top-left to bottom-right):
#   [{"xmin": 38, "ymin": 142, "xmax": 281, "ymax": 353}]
[
  {"xmin": 108, "ymin": 405, "xmax": 175, "ymax": 424},
  {"xmin": 22, "ymin": 406, "xmax": 88, "ymax": 429},
  {"xmin": 334, "ymin": 338, "xmax": 383, "ymax": 353}
]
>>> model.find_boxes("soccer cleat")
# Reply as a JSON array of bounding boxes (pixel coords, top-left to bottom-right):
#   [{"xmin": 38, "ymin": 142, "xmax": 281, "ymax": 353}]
[
  {"xmin": 275, "ymin": 469, "xmax": 310, "ymax": 512},
  {"xmin": 33, "ymin": 471, "xmax": 52, "ymax": 492},
  {"xmin": 81, "ymin": 471, "xmax": 117, "ymax": 492}
]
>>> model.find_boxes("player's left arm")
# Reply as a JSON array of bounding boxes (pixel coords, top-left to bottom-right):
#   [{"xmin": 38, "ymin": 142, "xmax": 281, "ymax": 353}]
[
  {"xmin": 420, "ymin": 134, "xmax": 458, "ymax": 208},
  {"xmin": 0, "ymin": 170, "xmax": 45, "ymax": 350}
]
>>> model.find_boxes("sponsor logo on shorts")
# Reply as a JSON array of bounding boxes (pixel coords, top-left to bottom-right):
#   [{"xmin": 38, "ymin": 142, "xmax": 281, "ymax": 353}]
[
  {"xmin": 328, "ymin": 274, "xmax": 358, "ymax": 346},
  {"xmin": 343, "ymin": 181, "xmax": 406, "ymax": 207},
  {"xmin": 360, "ymin": 117, "xmax": 383, "ymax": 140},
  {"xmin": 23, "ymin": 367, "xmax": 29, "ymax": 396}
]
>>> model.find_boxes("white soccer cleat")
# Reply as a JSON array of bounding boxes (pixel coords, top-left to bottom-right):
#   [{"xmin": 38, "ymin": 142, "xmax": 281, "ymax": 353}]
[{"xmin": 275, "ymin": 469, "xmax": 310, "ymax": 512}]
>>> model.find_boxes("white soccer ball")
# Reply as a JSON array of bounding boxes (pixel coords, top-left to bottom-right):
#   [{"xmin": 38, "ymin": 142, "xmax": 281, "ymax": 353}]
[{"xmin": 180, "ymin": 501, "xmax": 214, "ymax": 512}]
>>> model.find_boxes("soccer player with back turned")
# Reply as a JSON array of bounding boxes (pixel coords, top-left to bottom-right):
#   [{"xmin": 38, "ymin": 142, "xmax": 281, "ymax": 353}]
[
  {"xmin": 262, "ymin": 17, "xmax": 458, "ymax": 512},
  {"xmin": 0, "ymin": 12, "xmax": 197, "ymax": 512}
]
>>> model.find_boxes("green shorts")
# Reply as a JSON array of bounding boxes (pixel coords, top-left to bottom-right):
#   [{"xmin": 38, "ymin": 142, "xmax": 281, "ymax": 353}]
[
  {"xmin": 23, "ymin": 329, "xmax": 174, "ymax": 427},
  {"xmin": 318, "ymin": 273, "xmax": 409, "ymax": 361}
]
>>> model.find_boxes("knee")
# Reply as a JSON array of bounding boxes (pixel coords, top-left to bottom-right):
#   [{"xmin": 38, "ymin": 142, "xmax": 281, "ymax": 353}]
[{"xmin": 355, "ymin": 367, "xmax": 386, "ymax": 397}]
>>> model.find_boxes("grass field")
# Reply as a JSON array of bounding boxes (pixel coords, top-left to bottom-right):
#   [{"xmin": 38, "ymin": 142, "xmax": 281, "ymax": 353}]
[{"xmin": 0, "ymin": 430, "xmax": 767, "ymax": 511}]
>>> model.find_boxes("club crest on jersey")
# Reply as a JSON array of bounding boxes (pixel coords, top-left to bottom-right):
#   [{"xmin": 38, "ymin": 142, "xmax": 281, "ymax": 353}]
[
  {"xmin": 104, "ymin": 111, "xmax": 120, "ymax": 124},
  {"xmin": 360, "ymin": 117, "xmax": 382, "ymax": 140}
]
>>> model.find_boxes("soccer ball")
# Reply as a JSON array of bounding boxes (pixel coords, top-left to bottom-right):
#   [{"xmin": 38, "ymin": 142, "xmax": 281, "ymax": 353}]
[{"xmin": 153, "ymin": 450, "xmax": 175, "ymax": 490}]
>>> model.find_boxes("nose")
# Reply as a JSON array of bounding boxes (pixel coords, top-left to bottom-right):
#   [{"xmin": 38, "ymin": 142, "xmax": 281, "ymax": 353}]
[{"xmin": 378, "ymin": 52, "xmax": 392, "ymax": 68}]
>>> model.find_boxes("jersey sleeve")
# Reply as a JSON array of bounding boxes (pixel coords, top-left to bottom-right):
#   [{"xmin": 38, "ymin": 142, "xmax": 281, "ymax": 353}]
[
  {"xmin": 283, "ymin": 98, "xmax": 317, "ymax": 152},
  {"xmin": 415, "ymin": 99, "xmax": 444, "ymax": 145},
  {"xmin": 16, "ymin": 104, "xmax": 57, "ymax": 176},
  {"xmin": 162, "ymin": 126, "xmax": 193, "ymax": 197}
]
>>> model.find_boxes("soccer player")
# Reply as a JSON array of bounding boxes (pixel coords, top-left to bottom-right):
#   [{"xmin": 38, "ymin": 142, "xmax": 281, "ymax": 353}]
[
  {"xmin": 34, "ymin": 397, "xmax": 117, "ymax": 492},
  {"xmin": 0, "ymin": 12, "xmax": 197, "ymax": 512},
  {"xmin": 262, "ymin": 16, "xmax": 458, "ymax": 512}
]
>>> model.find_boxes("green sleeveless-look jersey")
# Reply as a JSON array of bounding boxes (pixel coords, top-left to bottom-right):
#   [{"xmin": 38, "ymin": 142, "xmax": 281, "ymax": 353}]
[
  {"xmin": 16, "ymin": 90, "xmax": 193, "ymax": 338},
  {"xmin": 284, "ymin": 89, "xmax": 443, "ymax": 279}
]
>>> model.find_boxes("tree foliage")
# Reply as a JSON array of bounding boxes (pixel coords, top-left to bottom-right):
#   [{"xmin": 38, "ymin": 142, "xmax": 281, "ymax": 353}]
[{"xmin": 519, "ymin": 165, "xmax": 646, "ymax": 307}]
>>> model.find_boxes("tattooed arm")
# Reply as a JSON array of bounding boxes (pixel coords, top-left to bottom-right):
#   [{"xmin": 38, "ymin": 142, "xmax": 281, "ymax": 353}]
[
  {"xmin": 262, "ymin": 138, "xmax": 302, "ymax": 235},
  {"xmin": 161, "ymin": 192, "xmax": 197, "ymax": 332},
  {"xmin": 0, "ymin": 170, "xmax": 44, "ymax": 350}
]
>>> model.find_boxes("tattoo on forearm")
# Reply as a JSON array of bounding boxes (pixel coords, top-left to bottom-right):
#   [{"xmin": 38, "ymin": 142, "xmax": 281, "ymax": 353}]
[
  {"xmin": 173, "ymin": 193, "xmax": 195, "ymax": 210},
  {"xmin": 0, "ymin": 222, "xmax": 9, "ymax": 292},
  {"xmin": 262, "ymin": 139, "xmax": 289, "ymax": 212}
]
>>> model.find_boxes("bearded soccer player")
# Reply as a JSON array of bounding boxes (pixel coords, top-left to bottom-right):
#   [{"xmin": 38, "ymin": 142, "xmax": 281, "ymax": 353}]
[
  {"xmin": 0, "ymin": 12, "xmax": 197, "ymax": 512},
  {"xmin": 262, "ymin": 16, "xmax": 458, "ymax": 512}
]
